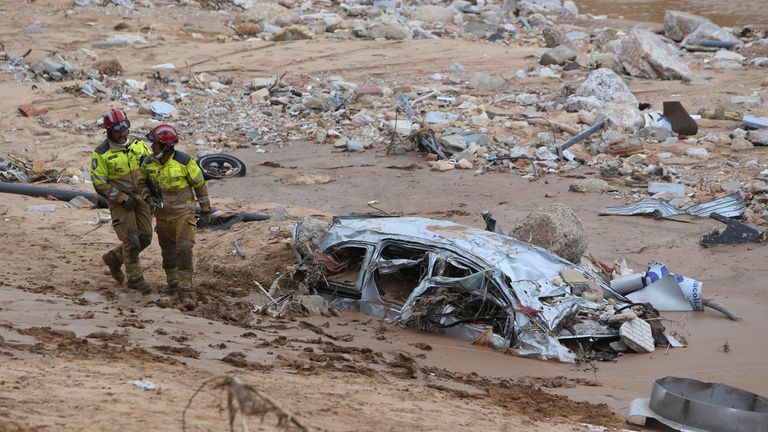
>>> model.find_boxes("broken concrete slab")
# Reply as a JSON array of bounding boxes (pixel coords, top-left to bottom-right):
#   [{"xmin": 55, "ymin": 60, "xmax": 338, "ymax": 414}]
[{"xmin": 619, "ymin": 29, "xmax": 692, "ymax": 80}]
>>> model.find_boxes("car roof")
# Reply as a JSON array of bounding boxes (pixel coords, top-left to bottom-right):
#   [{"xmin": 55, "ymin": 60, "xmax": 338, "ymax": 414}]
[{"xmin": 322, "ymin": 216, "xmax": 578, "ymax": 283}]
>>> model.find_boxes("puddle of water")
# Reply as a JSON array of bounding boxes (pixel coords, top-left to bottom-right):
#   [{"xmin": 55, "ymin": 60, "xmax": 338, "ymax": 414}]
[{"xmin": 576, "ymin": 0, "xmax": 768, "ymax": 27}]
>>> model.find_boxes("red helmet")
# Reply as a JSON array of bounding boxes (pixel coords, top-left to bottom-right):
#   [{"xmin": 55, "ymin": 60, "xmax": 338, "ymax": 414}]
[
  {"xmin": 103, "ymin": 108, "xmax": 130, "ymax": 131},
  {"xmin": 147, "ymin": 124, "xmax": 179, "ymax": 147}
]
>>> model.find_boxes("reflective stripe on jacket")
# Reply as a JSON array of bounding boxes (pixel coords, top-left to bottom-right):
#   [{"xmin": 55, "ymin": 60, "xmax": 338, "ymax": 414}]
[
  {"xmin": 90, "ymin": 139, "xmax": 151, "ymax": 204},
  {"xmin": 141, "ymin": 150, "xmax": 211, "ymax": 218}
]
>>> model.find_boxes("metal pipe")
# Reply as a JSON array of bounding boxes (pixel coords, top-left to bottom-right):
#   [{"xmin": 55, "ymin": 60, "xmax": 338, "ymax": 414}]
[
  {"xmin": 558, "ymin": 119, "xmax": 607, "ymax": 153},
  {"xmin": 0, "ymin": 182, "xmax": 107, "ymax": 208}
]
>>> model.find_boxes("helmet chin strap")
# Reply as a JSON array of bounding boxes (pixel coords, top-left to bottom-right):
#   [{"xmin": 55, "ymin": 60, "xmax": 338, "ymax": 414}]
[{"xmin": 154, "ymin": 145, "xmax": 173, "ymax": 161}]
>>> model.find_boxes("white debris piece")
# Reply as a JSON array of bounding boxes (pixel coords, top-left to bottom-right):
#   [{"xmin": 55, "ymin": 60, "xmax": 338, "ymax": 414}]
[{"xmin": 619, "ymin": 318, "xmax": 655, "ymax": 353}]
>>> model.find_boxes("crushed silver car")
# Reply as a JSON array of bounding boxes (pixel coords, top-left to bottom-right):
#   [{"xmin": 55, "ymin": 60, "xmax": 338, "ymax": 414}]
[{"xmin": 292, "ymin": 215, "xmax": 635, "ymax": 363}]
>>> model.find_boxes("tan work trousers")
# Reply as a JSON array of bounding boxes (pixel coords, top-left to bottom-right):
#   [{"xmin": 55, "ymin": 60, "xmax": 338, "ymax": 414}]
[
  {"xmin": 105, "ymin": 199, "xmax": 153, "ymax": 282},
  {"xmin": 155, "ymin": 210, "xmax": 196, "ymax": 292}
]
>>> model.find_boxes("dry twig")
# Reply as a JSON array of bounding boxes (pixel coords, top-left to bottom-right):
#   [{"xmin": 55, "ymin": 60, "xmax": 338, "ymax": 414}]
[{"xmin": 182, "ymin": 375, "xmax": 309, "ymax": 432}]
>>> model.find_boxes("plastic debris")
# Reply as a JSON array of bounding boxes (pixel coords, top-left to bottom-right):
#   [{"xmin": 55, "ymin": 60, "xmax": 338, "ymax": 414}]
[
  {"xmin": 149, "ymin": 101, "xmax": 176, "ymax": 117},
  {"xmin": 130, "ymin": 380, "xmax": 157, "ymax": 391}
]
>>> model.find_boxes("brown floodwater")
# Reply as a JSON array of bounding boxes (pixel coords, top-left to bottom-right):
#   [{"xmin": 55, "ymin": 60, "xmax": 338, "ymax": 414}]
[{"xmin": 577, "ymin": 0, "xmax": 768, "ymax": 26}]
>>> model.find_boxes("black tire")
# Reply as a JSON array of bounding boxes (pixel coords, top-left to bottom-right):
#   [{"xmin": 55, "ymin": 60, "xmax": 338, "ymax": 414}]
[{"xmin": 198, "ymin": 154, "xmax": 247, "ymax": 180}]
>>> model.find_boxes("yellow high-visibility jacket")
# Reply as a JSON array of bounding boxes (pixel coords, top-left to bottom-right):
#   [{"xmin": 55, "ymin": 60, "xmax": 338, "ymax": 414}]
[
  {"xmin": 141, "ymin": 150, "xmax": 211, "ymax": 219},
  {"xmin": 90, "ymin": 139, "xmax": 151, "ymax": 204}
]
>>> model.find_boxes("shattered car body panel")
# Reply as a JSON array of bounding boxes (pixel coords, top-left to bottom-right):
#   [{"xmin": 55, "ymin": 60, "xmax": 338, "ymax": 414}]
[{"xmin": 297, "ymin": 216, "xmax": 629, "ymax": 362}]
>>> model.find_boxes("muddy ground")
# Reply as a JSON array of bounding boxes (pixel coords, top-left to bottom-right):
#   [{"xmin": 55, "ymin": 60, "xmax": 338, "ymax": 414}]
[{"xmin": 1, "ymin": 1, "xmax": 768, "ymax": 431}]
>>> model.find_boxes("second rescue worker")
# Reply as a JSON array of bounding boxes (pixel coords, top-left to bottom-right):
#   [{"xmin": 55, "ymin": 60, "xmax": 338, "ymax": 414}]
[{"xmin": 141, "ymin": 124, "xmax": 211, "ymax": 310}]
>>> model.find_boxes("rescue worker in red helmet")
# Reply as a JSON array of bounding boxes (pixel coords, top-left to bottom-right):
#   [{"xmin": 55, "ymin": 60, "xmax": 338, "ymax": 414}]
[
  {"xmin": 141, "ymin": 124, "xmax": 211, "ymax": 310},
  {"xmin": 90, "ymin": 108, "xmax": 153, "ymax": 293}
]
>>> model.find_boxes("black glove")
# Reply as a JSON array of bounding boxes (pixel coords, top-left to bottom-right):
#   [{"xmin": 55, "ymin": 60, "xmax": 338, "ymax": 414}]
[
  {"xmin": 145, "ymin": 196, "xmax": 161, "ymax": 212},
  {"xmin": 121, "ymin": 197, "xmax": 136, "ymax": 211},
  {"xmin": 198, "ymin": 211, "xmax": 212, "ymax": 227}
]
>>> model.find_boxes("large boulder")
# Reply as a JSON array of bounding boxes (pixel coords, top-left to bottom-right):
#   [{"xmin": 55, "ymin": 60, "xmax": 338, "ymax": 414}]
[
  {"xmin": 681, "ymin": 21, "xmax": 741, "ymax": 48},
  {"xmin": 409, "ymin": 5, "xmax": 455, "ymax": 23},
  {"xmin": 512, "ymin": 203, "xmax": 588, "ymax": 263},
  {"xmin": 618, "ymin": 29, "xmax": 691, "ymax": 80},
  {"xmin": 663, "ymin": 10, "xmax": 711, "ymax": 42}
]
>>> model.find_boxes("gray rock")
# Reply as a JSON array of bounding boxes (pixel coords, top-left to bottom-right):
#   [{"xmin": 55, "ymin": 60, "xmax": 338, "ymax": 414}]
[
  {"xmin": 519, "ymin": 0, "xmax": 562, "ymax": 12},
  {"xmin": 525, "ymin": 13, "xmax": 548, "ymax": 27},
  {"xmin": 508, "ymin": 146, "xmax": 532, "ymax": 158},
  {"xmin": 731, "ymin": 92, "xmax": 762, "ymax": 109},
  {"xmin": 750, "ymin": 180, "xmax": 768, "ymax": 193},
  {"xmin": 440, "ymin": 134, "xmax": 468, "ymax": 153},
  {"xmin": 571, "ymin": 68, "xmax": 637, "ymax": 105},
  {"xmin": 619, "ymin": 29, "xmax": 691, "ymax": 80},
  {"xmin": 295, "ymin": 218, "xmax": 329, "ymax": 259},
  {"xmin": 362, "ymin": 14, "xmax": 412, "ymax": 40},
  {"xmin": 589, "ymin": 52, "xmax": 625, "ymax": 74},
  {"xmin": 684, "ymin": 147, "xmax": 709, "ymax": 158},
  {"xmin": 464, "ymin": 20, "xmax": 497, "ymax": 38},
  {"xmin": 712, "ymin": 50, "xmax": 745, "ymax": 70},
  {"xmin": 261, "ymin": 22, "xmax": 282, "ymax": 33},
  {"xmin": 601, "ymin": 130, "xmax": 627, "ymax": 145},
  {"xmin": 231, "ymin": 0, "xmax": 257, "ymax": 8},
  {"xmin": 603, "ymin": 104, "xmax": 645, "ymax": 130},
  {"xmin": 569, "ymin": 178, "xmax": 616, "ymax": 193},
  {"xmin": 468, "ymin": 72, "xmax": 506, "ymax": 89},
  {"xmin": 346, "ymin": 139, "xmax": 366, "ymax": 152},
  {"xmin": 515, "ymin": 93, "xmax": 539, "ymax": 106},
  {"xmin": 464, "ymin": 133, "xmax": 493, "ymax": 146},
  {"xmin": 562, "ymin": 0, "xmax": 578, "ymax": 15},
  {"xmin": 511, "ymin": 203, "xmax": 588, "ymax": 263},
  {"xmin": 747, "ymin": 130, "xmax": 768, "ymax": 146},
  {"xmin": 300, "ymin": 12, "xmax": 343, "ymax": 32},
  {"xmin": 346, "ymin": 5, "xmax": 367, "ymax": 16},
  {"xmin": 681, "ymin": 21, "xmax": 740, "ymax": 48},
  {"xmin": 304, "ymin": 96, "xmax": 332, "ymax": 110},
  {"xmin": 731, "ymin": 137, "xmax": 754, "ymax": 150},
  {"xmin": 640, "ymin": 126, "xmax": 674, "ymax": 142},
  {"xmin": 663, "ymin": 10, "xmax": 711, "ymax": 42},
  {"xmin": 271, "ymin": 206, "xmax": 293, "ymax": 221},
  {"xmin": 425, "ymin": 111, "xmax": 460, "ymax": 124},
  {"xmin": 409, "ymin": 5, "xmax": 455, "ymax": 23},
  {"xmin": 540, "ymin": 45, "xmax": 578, "ymax": 66}
]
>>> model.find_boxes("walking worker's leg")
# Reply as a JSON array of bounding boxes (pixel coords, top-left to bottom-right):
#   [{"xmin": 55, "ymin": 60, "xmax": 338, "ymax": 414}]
[
  {"xmin": 101, "ymin": 204, "xmax": 131, "ymax": 283},
  {"xmin": 113, "ymin": 204, "xmax": 151, "ymax": 294},
  {"xmin": 135, "ymin": 199, "xmax": 153, "ymax": 252},
  {"xmin": 156, "ymin": 219, "xmax": 179, "ymax": 292},
  {"xmin": 175, "ymin": 214, "xmax": 197, "ymax": 310}
]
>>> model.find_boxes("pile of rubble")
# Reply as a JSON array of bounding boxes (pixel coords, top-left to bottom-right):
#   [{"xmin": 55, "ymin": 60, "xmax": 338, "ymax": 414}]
[{"xmin": 2, "ymin": 1, "xmax": 768, "ymax": 223}]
